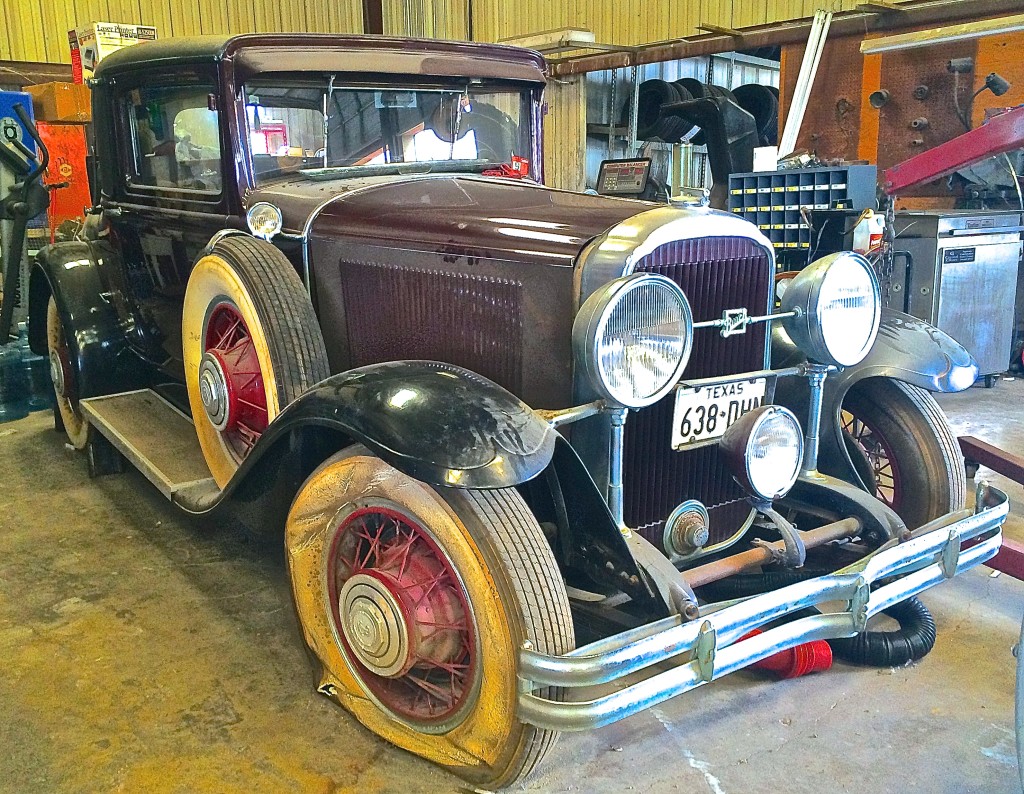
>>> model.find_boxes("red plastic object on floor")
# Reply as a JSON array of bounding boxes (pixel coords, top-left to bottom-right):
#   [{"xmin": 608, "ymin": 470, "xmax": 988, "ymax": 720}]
[{"xmin": 745, "ymin": 628, "xmax": 833, "ymax": 679}]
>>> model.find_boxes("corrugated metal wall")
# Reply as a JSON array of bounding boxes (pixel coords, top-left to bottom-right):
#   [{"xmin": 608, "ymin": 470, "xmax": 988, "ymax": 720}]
[
  {"xmin": 0, "ymin": 1, "xmax": 362, "ymax": 63},
  {"xmin": 544, "ymin": 75, "xmax": 588, "ymax": 192},
  {"xmin": 382, "ymin": 0, "xmax": 469, "ymax": 40},
  {"xmin": 470, "ymin": 0, "xmax": 915, "ymax": 44}
]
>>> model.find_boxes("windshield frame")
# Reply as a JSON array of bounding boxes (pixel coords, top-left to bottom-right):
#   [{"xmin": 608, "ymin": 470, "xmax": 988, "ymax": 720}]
[{"xmin": 240, "ymin": 74, "xmax": 542, "ymax": 187}]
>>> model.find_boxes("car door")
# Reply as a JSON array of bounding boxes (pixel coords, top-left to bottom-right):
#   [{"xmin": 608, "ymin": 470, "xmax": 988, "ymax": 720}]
[{"xmin": 104, "ymin": 67, "xmax": 235, "ymax": 406}]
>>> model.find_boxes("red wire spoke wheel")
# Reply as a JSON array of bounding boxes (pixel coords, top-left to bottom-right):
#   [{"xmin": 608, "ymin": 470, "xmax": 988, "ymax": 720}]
[
  {"xmin": 840, "ymin": 409, "xmax": 901, "ymax": 508},
  {"xmin": 839, "ymin": 379, "xmax": 965, "ymax": 529},
  {"xmin": 183, "ymin": 235, "xmax": 328, "ymax": 487},
  {"xmin": 327, "ymin": 506, "xmax": 476, "ymax": 726},
  {"xmin": 286, "ymin": 448, "xmax": 574, "ymax": 788},
  {"xmin": 200, "ymin": 302, "xmax": 270, "ymax": 462}
]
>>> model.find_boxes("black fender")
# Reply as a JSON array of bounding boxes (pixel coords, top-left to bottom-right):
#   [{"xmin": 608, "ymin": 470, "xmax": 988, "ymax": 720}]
[
  {"xmin": 184, "ymin": 360, "xmax": 558, "ymax": 523},
  {"xmin": 773, "ymin": 307, "xmax": 977, "ymax": 487},
  {"xmin": 185, "ymin": 359, "xmax": 674, "ymax": 613},
  {"xmin": 28, "ymin": 241, "xmax": 148, "ymax": 399}
]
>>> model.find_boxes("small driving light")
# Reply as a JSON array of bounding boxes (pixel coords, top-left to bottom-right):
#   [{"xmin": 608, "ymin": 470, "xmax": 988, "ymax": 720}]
[
  {"xmin": 781, "ymin": 251, "xmax": 881, "ymax": 368},
  {"xmin": 719, "ymin": 405, "xmax": 804, "ymax": 502},
  {"xmin": 246, "ymin": 202, "xmax": 283, "ymax": 240},
  {"xmin": 572, "ymin": 273, "xmax": 693, "ymax": 408}
]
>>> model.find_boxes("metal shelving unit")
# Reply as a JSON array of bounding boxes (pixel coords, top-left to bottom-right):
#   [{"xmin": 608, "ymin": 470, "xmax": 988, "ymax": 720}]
[{"xmin": 728, "ymin": 164, "xmax": 876, "ymax": 256}]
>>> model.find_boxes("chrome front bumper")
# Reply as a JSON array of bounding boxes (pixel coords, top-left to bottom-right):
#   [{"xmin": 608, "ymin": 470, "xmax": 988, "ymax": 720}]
[{"xmin": 518, "ymin": 484, "xmax": 1008, "ymax": 732}]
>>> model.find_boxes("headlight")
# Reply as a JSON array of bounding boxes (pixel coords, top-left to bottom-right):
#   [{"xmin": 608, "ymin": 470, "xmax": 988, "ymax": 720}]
[
  {"xmin": 719, "ymin": 405, "xmax": 804, "ymax": 502},
  {"xmin": 246, "ymin": 202, "xmax": 283, "ymax": 240},
  {"xmin": 781, "ymin": 251, "xmax": 881, "ymax": 368},
  {"xmin": 573, "ymin": 273, "xmax": 693, "ymax": 408}
]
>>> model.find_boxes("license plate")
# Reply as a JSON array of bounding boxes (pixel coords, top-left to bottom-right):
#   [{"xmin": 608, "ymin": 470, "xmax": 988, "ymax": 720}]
[{"xmin": 671, "ymin": 377, "xmax": 769, "ymax": 450}]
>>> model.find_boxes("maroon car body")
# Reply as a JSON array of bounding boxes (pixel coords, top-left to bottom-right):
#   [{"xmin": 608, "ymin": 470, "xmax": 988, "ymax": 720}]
[{"xmin": 23, "ymin": 32, "xmax": 1005, "ymax": 790}]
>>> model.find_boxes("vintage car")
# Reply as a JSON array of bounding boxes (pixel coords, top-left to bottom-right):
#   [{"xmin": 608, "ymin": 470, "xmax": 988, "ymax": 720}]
[{"xmin": 26, "ymin": 33, "xmax": 1007, "ymax": 788}]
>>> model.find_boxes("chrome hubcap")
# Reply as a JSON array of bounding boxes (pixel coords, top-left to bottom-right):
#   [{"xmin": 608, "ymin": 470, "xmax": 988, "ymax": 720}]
[
  {"xmin": 49, "ymin": 351, "xmax": 66, "ymax": 398},
  {"xmin": 198, "ymin": 352, "xmax": 231, "ymax": 431},
  {"xmin": 339, "ymin": 573, "xmax": 411, "ymax": 678}
]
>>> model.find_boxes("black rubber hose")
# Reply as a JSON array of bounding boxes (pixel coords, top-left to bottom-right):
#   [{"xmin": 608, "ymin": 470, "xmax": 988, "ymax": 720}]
[
  {"xmin": 829, "ymin": 595, "xmax": 936, "ymax": 666},
  {"xmin": 694, "ymin": 571, "xmax": 937, "ymax": 666}
]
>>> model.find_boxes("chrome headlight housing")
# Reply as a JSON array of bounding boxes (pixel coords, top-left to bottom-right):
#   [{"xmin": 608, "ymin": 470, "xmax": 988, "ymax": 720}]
[
  {"xmin": 573, "ymin": 273, "xmax": 693, "ymax": 409},
  {"xmin": 720, "ymin": 405, "xmax": 804, "ymax": 502},
  {"xmin": 246, "ymin": 202, "xmax": 283, "ymax": 240},
  {"xmin": 781, "ymin": 251, "xmax": 881, "ymax": 368}
]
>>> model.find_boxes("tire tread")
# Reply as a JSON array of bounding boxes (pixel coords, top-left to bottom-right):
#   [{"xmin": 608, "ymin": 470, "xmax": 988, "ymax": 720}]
[
  {"xmin": 213, "ymin": 236, "xmax": 330, "ymax": 405},
  {"xmin": 452, "ymin": 487, "xmax": 574, "ymax": 787}
]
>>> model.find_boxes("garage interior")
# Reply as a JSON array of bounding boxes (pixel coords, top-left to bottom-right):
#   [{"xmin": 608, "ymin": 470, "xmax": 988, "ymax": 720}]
[{"xmin": 1, "ymin": 1, "xmax": 1024, "ymax": 792}]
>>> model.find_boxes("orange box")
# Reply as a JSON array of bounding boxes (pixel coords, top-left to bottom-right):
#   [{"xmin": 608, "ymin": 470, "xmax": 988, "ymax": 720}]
[
  {"xmin": 36, "ymin": 121, "xmax": 91, "ymax": 229},
  {"xmin": 24, "ymin": 82, "xmax": 91, "ymax": 123}
]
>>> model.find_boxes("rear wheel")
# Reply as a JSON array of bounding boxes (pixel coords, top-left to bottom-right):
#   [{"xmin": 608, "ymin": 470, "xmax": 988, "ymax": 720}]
[
  {"xmin": 285, "ymin": 448, "xmax": 574, "ymax": 788},
  {"xmin": 182, "ymin": 235, "xmax": 329, "ymax": 487},
  {"xmin": 46, "ymin": 296, "xmax": 88, "ymax": 449},
  {"xmin": 840, "ymin": 378, "xmax": 965, "ymax": 528}
]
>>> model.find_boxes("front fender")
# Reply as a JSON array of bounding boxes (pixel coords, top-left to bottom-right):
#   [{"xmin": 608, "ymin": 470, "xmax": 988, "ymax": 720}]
[
  {"xmin": 191, "ymin": 360, "xmax": 558, "ymax": 537},
  {"xmin": 274, "ymin": 361, "xmax": 557, "ymax": 488},
  {"xmin": 29, "ymin": 241, "xmax": 147, "ymax": 399},
  {"xmin": 773, "ymin": 308, "xmax": 977, "ymax": 486}
]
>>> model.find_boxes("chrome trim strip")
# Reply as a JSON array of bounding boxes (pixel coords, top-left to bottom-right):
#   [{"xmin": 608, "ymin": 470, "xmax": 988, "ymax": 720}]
[
  {"xmin": 517, "ymin": 487, "xmax": 1008, "ymax": 731},
  {"xmin": 576, "ymin": 205, "xmax": 777, "ymax": 309}
]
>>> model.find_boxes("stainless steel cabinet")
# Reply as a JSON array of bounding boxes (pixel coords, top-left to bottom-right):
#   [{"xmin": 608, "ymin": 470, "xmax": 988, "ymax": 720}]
[{"xmin": 890, "ymin": 211, "xmax": 1023, "ymax": 379}]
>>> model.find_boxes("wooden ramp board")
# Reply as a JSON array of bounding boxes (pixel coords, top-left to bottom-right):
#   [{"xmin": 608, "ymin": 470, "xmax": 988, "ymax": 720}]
[{"xmin": 81, "ymin": 389, "xmax": 216, "ymax": 500}]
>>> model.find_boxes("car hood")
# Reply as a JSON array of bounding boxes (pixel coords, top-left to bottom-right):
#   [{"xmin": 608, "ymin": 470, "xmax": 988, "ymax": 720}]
[{"xmin": 247, "ymin": 173, "xmax": 652, "ymax": 264}]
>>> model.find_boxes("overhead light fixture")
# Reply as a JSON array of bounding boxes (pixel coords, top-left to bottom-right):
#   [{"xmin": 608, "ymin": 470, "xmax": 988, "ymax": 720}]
[{"xmin": 861, "ymin": 13, "xmax": 1024, "ymax": 54}]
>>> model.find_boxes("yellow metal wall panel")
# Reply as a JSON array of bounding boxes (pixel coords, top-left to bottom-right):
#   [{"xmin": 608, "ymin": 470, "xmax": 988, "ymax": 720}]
[
  {"xmin": 0, "ymin": 0, "xmax": 362, "ymax": 68},
  {"xmin": 383, "ymin": 0, "xmax": 470, "ymax": 40},
  {"xmin": 543, "ymin": 73, "xmax": 587, "ymax": 192},
  {"xmin": 465, "ymin": 0, "xmax": 932, "ymax": 46},
  {"xmin": 199, "ymin": 0, "xmax": 229, "ymax": 35},
  {"xmin": 138, "ymin": 0, "xmax": 173, "ymax": 42}
]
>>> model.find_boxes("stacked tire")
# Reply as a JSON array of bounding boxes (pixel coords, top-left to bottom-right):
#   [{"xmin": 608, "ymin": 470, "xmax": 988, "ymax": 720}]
[{"xmin": 629, "ymin": 78, "xmax": 778, "ymax": 146}]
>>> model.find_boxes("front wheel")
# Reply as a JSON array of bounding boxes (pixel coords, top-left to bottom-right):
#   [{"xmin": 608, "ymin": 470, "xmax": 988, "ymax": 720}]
[
  {"xmin": 285, "ymin": 448, "xmax": 574, "ymax": 788},
  {"xmin": 840, "ymin": 378, "xmax": 966, "ymax": 528}
]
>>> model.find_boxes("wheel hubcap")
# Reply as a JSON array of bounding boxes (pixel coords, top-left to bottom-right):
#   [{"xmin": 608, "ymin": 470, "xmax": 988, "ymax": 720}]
[
  {"xmin": 339, "ymin": 573, "xmax": 412, "ymax": 677},
  {"xmin": 198, "ymin": 352, "xmax": 232, "ymax": 431},
  {"xmin": 203, "ymin": 302, "xmax": 269, "ymax": 460},
  {"xmin": 49, "ymin": 351, "xmax": 66, "ymax": 398},
  {"xmin": 328, "ymin": 506, "xmax": 476, "ymax": 725}
]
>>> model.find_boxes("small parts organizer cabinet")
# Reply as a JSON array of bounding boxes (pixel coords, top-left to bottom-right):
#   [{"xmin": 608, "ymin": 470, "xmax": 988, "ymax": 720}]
[{"xmin": 728, "ymin": 165, "xmax": 877, "ymax": 265}]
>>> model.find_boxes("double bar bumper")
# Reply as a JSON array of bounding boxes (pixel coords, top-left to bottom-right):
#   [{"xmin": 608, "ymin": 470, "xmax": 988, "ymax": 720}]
[{"xmin": 518, "ymin": 484, "xmax": 1009, "ymax": 731}]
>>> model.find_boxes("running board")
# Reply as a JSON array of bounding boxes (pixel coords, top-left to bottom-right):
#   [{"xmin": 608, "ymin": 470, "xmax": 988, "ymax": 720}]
[{"xmin": 80, "ymin": 389, "xmax": 219, "ymax": 505}]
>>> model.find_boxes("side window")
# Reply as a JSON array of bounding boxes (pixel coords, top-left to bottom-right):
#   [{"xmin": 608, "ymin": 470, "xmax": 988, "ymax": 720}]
[{"xmin": 125, "ymin": 84, "xmax": 222, "ymax": 195}]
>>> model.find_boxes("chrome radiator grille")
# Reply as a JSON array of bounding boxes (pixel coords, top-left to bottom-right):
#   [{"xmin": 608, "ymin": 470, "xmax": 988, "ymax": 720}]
[{"xmin": 624, "ymin": 237, "xmax": 773, "ymax": 548}]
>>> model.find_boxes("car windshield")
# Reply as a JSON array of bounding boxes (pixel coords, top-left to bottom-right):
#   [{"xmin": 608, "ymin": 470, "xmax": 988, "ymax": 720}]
[{"xmin": 244, "ymin": 78, "xmax": 533, "ymax": 184}]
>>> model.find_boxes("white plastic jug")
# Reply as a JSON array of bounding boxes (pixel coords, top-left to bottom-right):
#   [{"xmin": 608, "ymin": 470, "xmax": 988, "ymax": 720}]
[{"xmin": 852, "ymin": 209, "xmax": 885, "ymax": 255}]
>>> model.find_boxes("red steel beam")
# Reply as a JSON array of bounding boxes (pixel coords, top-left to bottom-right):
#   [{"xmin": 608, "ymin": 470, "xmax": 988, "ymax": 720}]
[
  {"xmin": 985, "ymin": 538, "xmax": 1024, "ymax": 580},
  {"xmin": 959, "ymin": 435, "xmax": 1024, "ymax": 581},
  {"xmin": 960, "ymin": 435, "xmax": 1024, "ymax": 484},
  {"xmin": 883, "ymin": 106, "xmax": 1024, "ymax": 194}
]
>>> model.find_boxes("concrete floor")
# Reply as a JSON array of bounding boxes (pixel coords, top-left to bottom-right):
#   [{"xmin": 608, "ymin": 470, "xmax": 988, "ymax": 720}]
[{"xmin": 1, "ymin": 383, "xmax": 1023, "ymax": 794}]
